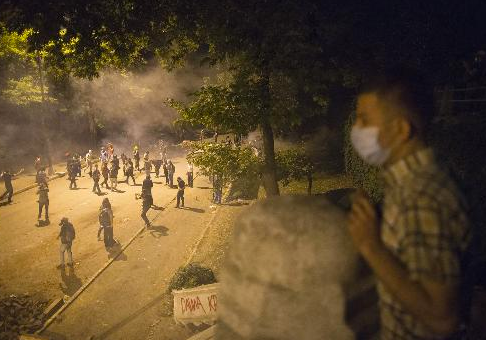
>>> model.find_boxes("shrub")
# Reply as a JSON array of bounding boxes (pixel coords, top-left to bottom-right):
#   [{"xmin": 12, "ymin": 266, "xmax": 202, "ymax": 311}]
[{"xmin": 167, "ymin": 263, "xmax": 217, "ymax": 292}]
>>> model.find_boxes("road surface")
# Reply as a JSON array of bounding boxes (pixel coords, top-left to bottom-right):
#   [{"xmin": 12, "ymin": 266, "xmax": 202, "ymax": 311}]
[{"xmin": 0, "ymin": 154, "xmax": 220, "ymax": 339}]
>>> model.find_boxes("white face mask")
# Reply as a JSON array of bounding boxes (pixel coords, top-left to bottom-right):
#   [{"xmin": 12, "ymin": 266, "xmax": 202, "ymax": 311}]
[{"xmin": 350, "ymin": 125, "xmax": 390, "ymax": 166}]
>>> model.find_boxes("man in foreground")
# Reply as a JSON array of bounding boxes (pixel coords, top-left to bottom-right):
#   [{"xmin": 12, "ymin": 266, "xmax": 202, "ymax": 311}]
[{"xmin": 348, "ymin": 70, "xmax": 471, "ymax": 339}]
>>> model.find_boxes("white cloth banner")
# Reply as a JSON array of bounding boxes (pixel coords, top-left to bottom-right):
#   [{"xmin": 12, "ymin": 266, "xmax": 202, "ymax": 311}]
[{"xmin": 172, "ymin": 283, "xmax": 220, "ymax": 326}]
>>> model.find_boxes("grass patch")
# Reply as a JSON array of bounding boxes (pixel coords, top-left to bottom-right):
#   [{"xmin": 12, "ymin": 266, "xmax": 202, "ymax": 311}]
[{"xmin": 258, "ymin": 173, "xmax": 354, "ymax": 198}]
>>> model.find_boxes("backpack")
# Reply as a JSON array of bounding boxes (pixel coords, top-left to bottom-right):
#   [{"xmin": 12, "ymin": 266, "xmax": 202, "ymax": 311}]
[
  {"xmin": 99, "ymin": 208, "xmax": 111, "ymax": 226},
  {"xmin": 62, "ymin": 223, "xmax": 76, "ymax": 243}
]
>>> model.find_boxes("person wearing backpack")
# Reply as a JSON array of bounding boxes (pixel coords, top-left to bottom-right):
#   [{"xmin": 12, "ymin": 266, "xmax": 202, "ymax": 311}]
[
  {"xmin": 57, "ymin": 217, "xmax": 75, "ymax": 269},
  {"xmin": 98, "ymin": 198, "xmax": 114, "ymax": 248},
  {"xmin": 37, "ymin": 182, "xmax": 49, "ymax": 222}
]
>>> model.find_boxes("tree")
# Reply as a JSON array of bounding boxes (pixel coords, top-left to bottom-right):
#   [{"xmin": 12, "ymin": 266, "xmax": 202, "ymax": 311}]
[
  {"xmin": 183, "ymin": 140, "xmax": 260, "ymax": 191},
  {"xmin": 275, "ymin": 147, "xmax": 314, "ymax": 196},
  {"xmin": 0, "ymin": 25, "xmax": 57, "ymax": 172}
]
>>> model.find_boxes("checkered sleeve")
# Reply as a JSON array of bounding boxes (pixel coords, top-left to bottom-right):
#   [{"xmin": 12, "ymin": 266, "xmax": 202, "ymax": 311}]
[{"xmin": 398, "ymin": 197, "xmax": 462, "ymax": 283}]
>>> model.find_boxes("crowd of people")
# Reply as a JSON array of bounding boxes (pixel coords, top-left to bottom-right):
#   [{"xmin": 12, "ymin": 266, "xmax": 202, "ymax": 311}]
[{"xmin": 0, "ymin": 140, "xmax": 199, "ymax": 270}]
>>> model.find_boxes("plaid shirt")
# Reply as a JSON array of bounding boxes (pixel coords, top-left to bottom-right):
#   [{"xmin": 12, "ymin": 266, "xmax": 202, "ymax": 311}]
[{"xmin": 378, "ymin": 148, "xmax": 470, "ymax": 339}]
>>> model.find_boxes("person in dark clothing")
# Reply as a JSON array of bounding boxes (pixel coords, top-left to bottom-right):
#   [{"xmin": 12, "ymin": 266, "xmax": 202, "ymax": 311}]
[
  {"xmin": 176, "ymin": 177, "xmax": 185, "ymax": 208},
  {"xmin": 142, "ymin": 174, "xmax": 153, "ymax": 195},
  {"xmin": 57, "ymin": 217, "xmax": 75, "ymax": 268},
  {"xmin": 163, "ymin": 161, "xmax": 169, "ymax": 185},
  {"xmin": 37, "ymin": 182, "xmax": 49, "ymax": 221},
  {"xmin": 120, "ymin": 153, "xmax": 127, "ymax": 176},
  {"xmin": 125, "ymin": 159, "xmax": 136, "ymax": 185},
  {"xmin": 98, "ymin": 198, "xmax": 115, "ymax": 248},
  {"xmin": 74, "ymin": 154, "xmax": 82, "ymax": 177},
  {"xmin": 153, "ymin": 159, "xmax": 162, "ymax": 178},
  {"xmin": 167, "ymin": 160, "xmax": 175, "ymax": 187},
  {"xmin": 137, "ymin": 175, "xmax": 154, "ymax": 227},
  {"xmin": 68, "ymin": 160, "xmax": 77, "ymax": 189},
  {"xmin": 92, "ymin": 163, "xmax": 102, "ymax": 194},
  {"xmin": 109, "ymin": 156, "xmax": 119, "ymax": 191},
  {"xmin": 36, "ymin": 167, "xmax": 48, "ymax": 186},
  {"xmin": 1, "ymin": 168, "xmax": 23, "ymax": 204},
  {"xmin": 101, "ymin": 162, "xmax": 110, "ymax": 189}
]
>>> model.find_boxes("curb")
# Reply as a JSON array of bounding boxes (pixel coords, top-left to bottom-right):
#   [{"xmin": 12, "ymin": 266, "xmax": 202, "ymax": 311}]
[
  {"xmin": 13, "ymin": 173, "xmax": 66, "ymax": 196},
  {"xmin": 183, "ymin": 182, "xmax": 231, "ymax": 267},
  {"xmin": 37, "ymin": 172, "xmax": 198, "ymax": 335}
]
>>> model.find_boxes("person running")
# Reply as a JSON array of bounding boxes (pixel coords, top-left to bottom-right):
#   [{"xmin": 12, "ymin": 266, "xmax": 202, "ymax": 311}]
[
  {"xmin": 125, "ymin": 159, "xmax": 136, "ymax": 185},
  {"xmin": 37, "ymin": 182, "xmax": 49, "ymax": 222},
  {"xmin": 176, "ymin": 177, "xmax": 185, "ymax": 208},
  {"xmin": 98, "ymin": 198, "xmax": 114, "ymax": 248},
  {"xmin": 92, "ymin": 163, "xmax": 102, "ymax": 194},
  {"xmin": 139, "ymin": 177, "xmax": 153, "ymax": 228},
  {"xmin": 57, "ymin": 217, "xmax": 75, "ymax": 269}
]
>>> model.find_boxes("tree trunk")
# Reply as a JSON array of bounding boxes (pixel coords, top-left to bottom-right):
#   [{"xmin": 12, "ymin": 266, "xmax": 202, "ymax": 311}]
[
  {"xmin": 260, "ymin": 119, "xmax": 279, "ymax": 196},
  {"xmin": 87, "ymin": 104, "xmax": 98, "ymax": 149},
  {"xmin": 307, "ymin": 173, "xmax": 313, "ymax": 196},
  {"xmin": 36, "ymin": 54, "xmax": 54, "ymax": 175},
  {"xmin": 259, "ymin": 63, "xmax": 279, "ymax": 197}
]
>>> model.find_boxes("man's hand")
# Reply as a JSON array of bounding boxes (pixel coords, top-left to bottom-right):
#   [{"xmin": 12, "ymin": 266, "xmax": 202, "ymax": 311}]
[{"xmin": 348, "ymin": 189, "xmax": 381, "ymax": 254}]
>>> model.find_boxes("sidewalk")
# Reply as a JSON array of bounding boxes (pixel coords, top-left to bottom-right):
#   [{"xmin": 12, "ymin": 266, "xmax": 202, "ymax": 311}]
[{"xmin": 41, "ymin": 174, "xmax": 220, "ymax": 340}]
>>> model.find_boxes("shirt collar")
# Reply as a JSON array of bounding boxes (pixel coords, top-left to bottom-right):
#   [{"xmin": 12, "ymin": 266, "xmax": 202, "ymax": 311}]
[{"xmin": 382, "ymin": 148, "xmax": 435, "ymax": 186}]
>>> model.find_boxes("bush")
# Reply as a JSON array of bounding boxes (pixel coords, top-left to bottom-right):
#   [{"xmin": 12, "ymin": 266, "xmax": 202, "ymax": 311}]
[
  {"xmin": 343, "ymin": 112, "xmax": 383, "ymax": 203},
  {"xmin": 167, "ymin": 263, "xmax": 217, "ymax": 292}
]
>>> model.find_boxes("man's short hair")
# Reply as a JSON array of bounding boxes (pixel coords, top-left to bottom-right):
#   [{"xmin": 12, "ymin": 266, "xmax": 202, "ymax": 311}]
[{"xmin": 359, "ymin": 67, "xmax": 435, "ymax": 140}]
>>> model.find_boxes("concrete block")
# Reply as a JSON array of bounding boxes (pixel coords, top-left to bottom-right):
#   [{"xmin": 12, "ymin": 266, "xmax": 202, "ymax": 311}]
[{"xmin": 216, "ymin": 195, "xmax": 359, "ymax": 340}]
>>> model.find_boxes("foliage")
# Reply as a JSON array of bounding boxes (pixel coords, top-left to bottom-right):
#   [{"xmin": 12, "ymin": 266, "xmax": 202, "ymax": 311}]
[
  {"xmin": 2, "ymin": 75, "xmax": 56, "ymax": 105},
  {"xmin": 184, "ymin": 140, "xmax": 260, "ymax": 188},
  {"xmin": 343, "ymin": 112, "xmax": 383, "ymax": 203},
  {"xmin": 169, "ymin": 80, "xmax": 259, "ymax": 136},
  {"xmin": 167, "ymin": 263, "xmax": 216, "ymax": 292},
  {"xmin": 275, "ymin": 147, "xmax": 314, "ymax": 187}
]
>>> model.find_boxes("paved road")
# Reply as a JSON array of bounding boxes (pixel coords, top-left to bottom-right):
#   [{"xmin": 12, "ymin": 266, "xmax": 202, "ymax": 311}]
[
  {"xmin": 0, "ymin": 155, "xmax": 207, "ymax": 304},
  {"xmin": 41, "ymin": 172, "xmax": 216, "ymax": 340}
]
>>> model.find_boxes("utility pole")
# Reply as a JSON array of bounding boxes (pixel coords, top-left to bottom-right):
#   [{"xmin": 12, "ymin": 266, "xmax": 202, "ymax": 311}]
[{"xmin": 36, "ymin": 53, "xmax": 54, "ymax": 175}]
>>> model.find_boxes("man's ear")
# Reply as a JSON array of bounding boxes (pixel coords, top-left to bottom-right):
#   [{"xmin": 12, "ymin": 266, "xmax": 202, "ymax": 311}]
[{"xmin": 395, "ymin": 116, "xmax": 412, "ymax": 143}]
